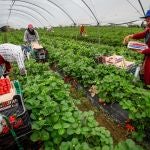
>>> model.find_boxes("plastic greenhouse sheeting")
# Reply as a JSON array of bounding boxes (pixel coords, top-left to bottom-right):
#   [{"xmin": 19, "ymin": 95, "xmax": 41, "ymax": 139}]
[{"xmin": 0, "ymin": 0, "xmax": 149, "ymax": 28}]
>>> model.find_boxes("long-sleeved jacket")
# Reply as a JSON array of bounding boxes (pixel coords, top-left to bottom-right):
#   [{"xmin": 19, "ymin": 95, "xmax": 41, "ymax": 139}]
[
  {"xmin": 0, "ymin": 43, "xmax": 25, "ymax": 72},
  {"xmin": 132, "ymin": 28, "xmax": 150, "ymax": 85},
  {"xmin": 24, "ymin": 29, "xmax": 39, "ymax": 43}
]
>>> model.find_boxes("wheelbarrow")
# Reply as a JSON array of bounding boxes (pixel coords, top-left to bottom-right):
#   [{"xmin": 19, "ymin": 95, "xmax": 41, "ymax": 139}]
[{"xmin": 31, "ymin": 42, "xmax": 48, "ymax": 62}]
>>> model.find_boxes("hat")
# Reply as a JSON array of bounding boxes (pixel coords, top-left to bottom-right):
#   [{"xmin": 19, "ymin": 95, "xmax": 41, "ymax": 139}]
[
  {"xmin": 28, "ymin": 24, "xmax": 33, "ymax": 29},
  {"xmin": 140, "ymin": 10, "xmax": 150, "ymax": 18}
]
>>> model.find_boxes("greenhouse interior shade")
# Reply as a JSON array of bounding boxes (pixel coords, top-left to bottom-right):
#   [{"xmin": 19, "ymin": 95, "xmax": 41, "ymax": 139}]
[{"xmin": 0, "ymin": 0, "xmax": 149, "ymax": 28}]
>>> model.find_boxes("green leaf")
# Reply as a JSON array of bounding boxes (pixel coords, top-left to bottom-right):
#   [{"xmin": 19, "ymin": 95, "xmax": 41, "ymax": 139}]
[
  {"xmin": 114, "ymin": 139, "xmax": 143, "ymax": 150},
  {"xmin": 87, "ymin": 122, "xmax": 95, "ymax": 128},
  {"xmin": 30, "ymin": 113, "xmax": 37, "ymax": 120},
  {"xmin": 30, "ymin": 131, "xmax": 40, "ymax": 142},
  {"xmin": 51, "ymin": 82, "xmax": 57, "ymax": 87},
  {"xmin": 60, "ymin": 142, "xmax": 70, "ymax": 150},
  {"xmin": 37, "ymin": 95, "xmax": 44, "ymax": 101},
  {"xmin": 81, "ymin": 142, "xmax": 91, "ymax": 150},
  {"xmin": 135, "ymin": 113, "xmax": 142, "ymax": 119},
  {"xmin": 102, "ymin": 145, "xmax": 110, "ymax": 150},
  {"xmin": 38, "ymin": 120, "xmax": 46, "ymax": 126},
  {"xmin": 32, "ymin": 122, "xmax": 41, "ymax": 130},
  {"xmin": 72, "ymin": 138, "xmax": 79, "ymax": 145},
  {"xmin": 64, "ymin": 112, "xmax": 72, "ymax": 117},
  {"xmin": 53, "ymin": 137, "xmax": 62, "ymax": 144},
  {"xmin": 67, "ymin": 128, "xmax": 74, "ymax": 135},
  {"xmin": 25, "ymin": 104, "xmax": 33, "ymax": 110},
  {"xmin": 67, "ymin": 117, "xmax": 75, "ymax": 123},
  {"xmin": 40, "ymin": 130, "xmax": 49, "ymax": 141},
  {"xmin": 53, "ymin": 115, "xmax": 59, "ymax": 122},
  {"xmin": 62, "ymin": 122, "xmax": 70, "ymax": 128},
  {"xmin": 75, "ymin": 128, "xmax": 81, "ymax": 134},
  {"xmin": 82, "ymin": 127, "xmax": 89, "ymax": 132},
  {"xmin": 72, "ymin": 123, "xmax": 78, "ymax": 129},
  {"xmin": 58, "ymin": 128, "xmax": 65, "ymax": 135},
  {"xmin": 53, "ymin": 122, "xmax": 62, "ymax": 129},
  {"xmin": 44, "ymin": 141, "xmax": 54, "ymax": 150}
]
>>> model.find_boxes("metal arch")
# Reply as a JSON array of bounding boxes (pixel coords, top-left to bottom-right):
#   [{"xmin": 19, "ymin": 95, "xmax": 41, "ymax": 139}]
[
  {"xmin": 125, "ymin": 0, "xmax": 143, "ymax": 16},
  {"xmin": 108, "ymin": 20, "xmax": 140, "ymax": 25},
  {"xmin": 0, "ymin": 9, "xmax": 42, "ymax": 26},
  {"xmin": 0, "ymin": 18, "xmax": 31, "ymax": 27},
  {"xmin": 1, "ymin": 18, "xmax": 30, "ymax": 26},
  {"xmin": 47, "ymin": 0, "xmax": 76, "ymax": 25},
  {"xmin": 0, "ymin": 0, "xmax": 76, "ymax": 25},
  {"xmin": 0, "ymin": 22, "xmax": 22, "ymax": 28},
  {"xmin": 70, "ymin": 0, "xmax": 95, "ymax": 21},
  {"xmin": 0, "ymin": 13, "xmax": 39, "ymax": 27},
  {"xmin": 138, "ymin": 0, "xmax": 145, "ymax": 16},
  {"xmin": 7, "ymin": 0, "xmax": 16, "ymax": 23},
  {"xmin": 0, "ymin": 3, "xmax": 50, "ymax": 25},
  {"xmin": 81, "ymin": 0, "xmax": 99, "ymax": 25},
  {"xmin": 0, "ymin": 12, "xmax": 39, "ymax": 27},
  {"xmin": 12, "ymin": 4, "xmax": 51, "ymax": 25},
  {"xmin": 0, "ymin": 0, "xmax": 54, "ymax": 18},
  {"xmin": 9, "ymin": 8, "xmax": 44, "ymax": 26}
]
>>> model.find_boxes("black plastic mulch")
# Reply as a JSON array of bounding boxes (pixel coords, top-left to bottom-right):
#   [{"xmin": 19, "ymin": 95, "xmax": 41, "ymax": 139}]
[{"xmin": 84, "ymin": 87, "xmax": 129, "ymax": 124}]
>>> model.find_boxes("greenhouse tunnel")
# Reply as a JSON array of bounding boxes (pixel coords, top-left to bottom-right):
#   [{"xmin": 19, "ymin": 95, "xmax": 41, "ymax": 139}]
[
  {"xmin": 0, "ymin": 0, "xmax": 148, "ymax": 28},
  {"xmin": 0, "ymin": 0, "xmax": 150, "ymax": 150}
]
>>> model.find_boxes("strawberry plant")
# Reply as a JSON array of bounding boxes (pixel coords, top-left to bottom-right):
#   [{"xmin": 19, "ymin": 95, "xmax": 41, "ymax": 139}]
[{"xmin": 4, "ymin": 28, "xmax": 148, "ymax": 149}]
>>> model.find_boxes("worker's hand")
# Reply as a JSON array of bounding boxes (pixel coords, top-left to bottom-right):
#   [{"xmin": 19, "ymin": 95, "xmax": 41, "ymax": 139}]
[
  {"xmin": 131, "ymin": 49, "xmax": 142, "ymax": 53},
  {"xmin": 123, "ymin": 35, "xmax": 133, "ymax": 45},
  {"xmin": 3, "ymin": 72, "xmax": 9, "ymax": 77},
  {"xmin": 20, "ymin": 68, "xmax": 27, "ymax": 76},
  {"xmin": 25, "ymin": 41, "xmax": 30, "ymax": 46},
  {"xmin": 136, "ymin": 50, "xmax": 142, "ymax": 53},
  {"xmin": 37, "ymin": 40, "xmax": 40, "ymax": 45},
  {"xmin": 4, "ymin": 68, "xmax": 11, "ymax": 77}
]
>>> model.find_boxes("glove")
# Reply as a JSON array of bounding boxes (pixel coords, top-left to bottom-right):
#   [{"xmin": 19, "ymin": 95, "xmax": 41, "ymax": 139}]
[{"xmin": 123, "ymin": 35, "xmax": 133, "ymax": 45}]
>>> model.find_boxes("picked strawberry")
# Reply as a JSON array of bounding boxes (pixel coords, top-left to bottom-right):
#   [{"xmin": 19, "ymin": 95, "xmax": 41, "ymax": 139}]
[
  {"xmin": 13, "ymin": 119, "xmax": 23, "ymax": 129},
  {"xmin": 2, "ymin": 126, "xmax": 9, "ymax": 134},
  {"xmin": 17, "ymin": 119, "xmax": 23, "ymax": 126},
  {"xmin": 9, "ymin": 115, "xmax": 17, "ymax": 124}
]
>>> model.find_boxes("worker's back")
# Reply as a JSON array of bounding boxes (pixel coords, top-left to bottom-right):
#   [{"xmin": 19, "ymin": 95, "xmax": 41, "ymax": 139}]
[{"xmin": 0, "ymin": 43, "xmax": 23, "ymax": 63}]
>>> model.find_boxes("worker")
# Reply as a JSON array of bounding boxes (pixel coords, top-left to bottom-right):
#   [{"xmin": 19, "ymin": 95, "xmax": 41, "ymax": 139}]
[
  {"xmin": 80, "ymin": 25, "xmax": 86, "ymax": 36},
  {"xmin": 123, "ymin": 10, "xmax": 150, "ymax": 89},
  {"xmin": 24, "ymin": 24, "xmax": 39, "ymax": 44},
  {"xmin": 23, "ymin": 24, "xmax": 40, "ymax": 59},
  {"xmin": 0, "ymin": 43, "xmax": 27, "ymax": 77}
]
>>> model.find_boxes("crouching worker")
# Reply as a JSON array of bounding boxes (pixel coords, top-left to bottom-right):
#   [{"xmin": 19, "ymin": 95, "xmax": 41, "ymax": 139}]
[{"xmin": 0, "ymin": 43, "xmax": 27, "ymax": 77}]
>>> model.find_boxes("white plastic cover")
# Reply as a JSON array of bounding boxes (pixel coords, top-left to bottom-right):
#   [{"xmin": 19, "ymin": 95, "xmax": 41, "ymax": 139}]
[{"xmin": 0, "ymin": 0, "xmax": 149, "ymax": 28}]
